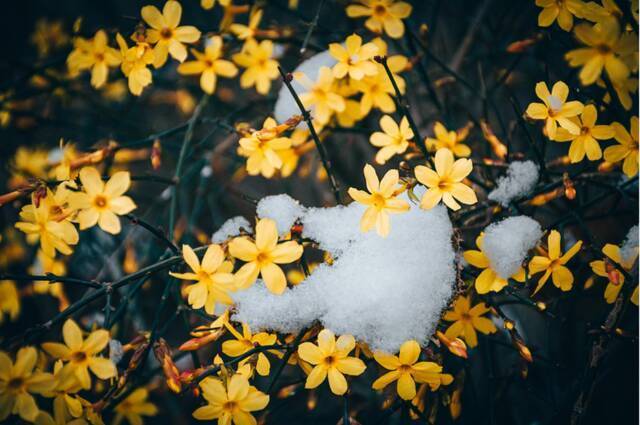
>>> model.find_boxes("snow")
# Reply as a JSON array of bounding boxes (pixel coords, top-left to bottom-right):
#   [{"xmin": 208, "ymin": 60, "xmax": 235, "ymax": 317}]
[
  {"xmin": 232, "ymin": 197, "xmax": 456, "ymax": 353},
  {"xmin": 620, "ymin": 225, "xmax": 639, "ymax": 265},
  {"xmin": 211, "ymin": 216, "xmax": 252, "ymax": 243},
  {"xmin": 274, "ymin": 49, "xmax": 336, "ymax": 128},
  {"xmin": 482, "ymin": 216, "xmax": 542, "ymax": 279},
  {"xmin": 256, "ymin": 194, "xmax": 305, "ymax": 236},
  {"xmin": 488, "ymin": 161, "xmax": 539, "ymax": 206}
]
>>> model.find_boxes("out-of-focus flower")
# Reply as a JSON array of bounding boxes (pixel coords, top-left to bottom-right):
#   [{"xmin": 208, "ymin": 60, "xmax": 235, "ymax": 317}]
[
  {"xmin": 590, "ymin": 243, "xmax": 638, "ymax": 303},
  {"xmin": 113, "ymin": 388, "xmax": 158, "ymax": 425},
  {"xmin": 115, "ymin": 33, "xmax": 155, "ymax": 96},
  {"xmin": 69, "ymin": 167, "xmax": 136, "ymax": 235},
  {"xmin": 414, "ymin": 148, "xmax": 477, "ymax": 211},
  {"xmin": 463, "ymin": 234, "xmax": 526, "ymax": 294},
  {"xmin": 31, "ymin": 19, "xmax": 69, "ymax": 57},
  {"xmin": 201, "ymin": 0, "xmax": 230, "ymax": 9},
  {"xmin": 297, "ymin": 329, "xmax": 366, "ymax": 395},
  {"xmin": 604, "ymin": 116, "xmax": 639, "ymax": 177},
  {"xmin": 370, "ymin": 115, "xmax": 414, "ymax": 164},
  {"xmin": 529, "ymin": 230, "xmax": 582, "ymax": 294},
  {"xmin": 352, "ymin": 68, "xmax": 396, "ymax": 116},
  {"xmin": 296, "ymin": 67, "xmax": 346, "ymax": 126},
  {"xmin": 230, "ymin": 8, "xmax": 263, "ymax": 40},
  {"xmin": 346, "ymin": 0, "xmax": 413, "ymax": 38},
  {"xmin": 142, "ymin": 0, "xmax": 201, "ymax": 67},
  {"xmin": 42, "ymin": 318, "xmax": 117, "ymax": 389},
  {"xmin": 67, "ymin": 30, "xmax": 121, "ymax": 88},
  {"xmin": 15, "ymin": 191, "xmax": 79, "ymax": 258},
  {"xmin": 237, "ymin": 117, "xmax": 293, "ymax": 178},
  {"xmin": 372, "ymin": 340, "xmax": 453, "ymax": 400},
  {"xmin": 193, "ymin": 375, "xmax": 269, "ymax": 423},
  {"xmin": 0, "ymin": 281, "xmax": 20, "ymax": 323},
  {"xmin": 535, "ymin": 0, "xmax": 587, "ymax": 31},
  {"xmin": 229, "ymin": 218, "xmax": 303, "ymax": 294},
  {"xmin": 425, "ymin": 122, "xmax": 472, "ymax": 158},
  {"xmin": 348, "ymin": 164, "xmax": 409, "ymax": 237},
  {"xmin": 552, "ymin": 104, "xmax": 614, "ymax": 163},
  {"xmin": 329, "ymin": 34, "xmax": 379, "ymax": 80},
  {"xmin": 525, "ymin": 81, "xmax": 584, "ymax": 138},
  {"xmin": 170, "ymin": 244, "xmax": 235, "ymax": 315},
  {"xmin": 232, "ymin": 39, "xmax": 279, "ymax": 95},
  {"xmin": 0, "ymin": 347, "xmax": 55, "ymax": 422},
  {"xmin": 565, "ymin": 20, "xmax": 635, "ymax": 86},
  {"xmin": 222, "ymin": 323, "xmax": 277, "ymax": 376},
  {"xmin": 178, "ymin": 36, "xmax": 238, "ymax": 94},
  {"xmin": 443, "ymin": 296, "xmax": 497, "ymax": 348},
  {"xmin": 10, "ymin": 147, "xmax": 50, "ymax": 180}
]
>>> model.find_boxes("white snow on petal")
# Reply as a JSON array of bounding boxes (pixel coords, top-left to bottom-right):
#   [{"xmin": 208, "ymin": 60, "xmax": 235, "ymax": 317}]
[
  {"xmin": 482, "ymin": 216, "xmax": 542, "ymax": 279},
  {"xmin": 488, "ymin": 161, "xmax": 539, "ymax": 207}
]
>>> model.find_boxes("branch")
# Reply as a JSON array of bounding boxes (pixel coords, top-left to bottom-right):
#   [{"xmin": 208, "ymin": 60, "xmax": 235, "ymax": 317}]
[{"xmin": 277, "ymin": 66, "xmax": 342, "ymax": 204}]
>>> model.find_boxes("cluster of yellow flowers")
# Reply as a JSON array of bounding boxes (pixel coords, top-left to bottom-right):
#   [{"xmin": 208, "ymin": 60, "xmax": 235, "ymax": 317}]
[{"xmin": 0, "ymin": 0, "xmax": 638, "ymax": 423}]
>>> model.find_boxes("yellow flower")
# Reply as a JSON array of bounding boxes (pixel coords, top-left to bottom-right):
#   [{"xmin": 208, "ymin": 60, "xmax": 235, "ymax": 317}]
[
  {"xmin": 602, "ymin": 76, "xmax": 639, "ymax": 111},
  {"xmin": 525, "ymin": 81, "xmax": 584, "ymax": 139},
  {"xmin": 535, "ymin": 0, "xmax": 586, "ymax": 31},
  {"xmin": 222, "ymin": 323, "xmax": 277, "ymax": 376},
  {"xmin": 114, "ymin": 388, "xmax": 158, "ymax": 425},
  {"xmin": 67, "ymin": 30, "xmax": 121, "ymax": 88},
  {"xmin": 414, "ymin": 148, "xmax": 477, "ymax": 211},
  {"xmin": 232, "ymin": 39, "xmax": 279, "ymax": 95},
  {"xmin": 590, "ymin": 243, "xmax": 638, "ymax": 304},
  {"xmin": 31, "ymin": 19, "xmax": 69, "ymax": 57},
  {"xmin": 169, "ymin": 244, "xmax": 236, "ymax": 315},
  {"xmin": 425, "ymin": 122, "xmax": 472, "ymax": 158},
  {"xmin": 0, "ymin": 347, "xmax": 55, "ymax": 422},
  {"xmin": 296, "ymin": 67, "xmax": 346, "ymax": 126},
  {"xmin": 565, "ymin": 20, "xmax": 635, "ymax": 86},
  {"xmin": 581, "ymin": 0, "xmax": 622, "ymax": 22},
  {"xmin": 463, "ymin": 234, "xmax": 526, "ymax": 294},
  {"xmin": 193, "ymin": 374, "xmax": 269, "ymax": 424},
  {"xmin": 297, "ymin": 329, "xmax": 366, "ymax": 395},
  {"xmin": 237, "ymin": 117, "xmax": 293, "ymax": 178},
  {"xmin": 370, "ymin": 115, "xmax": 414, "ymax": 164},
  {"xmin": 346, "ymin": 0, "xmax": 413, "ymax": 39},
  {"xmin": 178, "ymin": 36, "xmax": 238, "ymax": 94},
  {"xmin": 329, "ymin": 34, "xmax": 379, "ymax": 80},
  {"xmin": 15, "ymin": 192, "xmax": 79, "ymax": 258},
  {"xmin": 230, "ymin": 8, "xmax": 263, "ymax": 40},
  {"xmin": 443, "ymin": 296, "xmax": 497, "ymax": 348},
  {"xmin": 0, "ymin": 281, "xmax": 19, "ymax": 324},
  {"xmin": 32, "ymin": 250, "xmax": 67, "ymax": 306},
  {"xmin": 115, "ymin": 34, "xmax": 155, "ymax": 96},
  {"xmin": 10, "ymin": 147, "xmax": 49, "ymax": 180},
  {"xmin": 604, "ymin": 116, "xmax": 639, "ymax": 177},
  {"xmin": 41, "ymin": 318, "xmax": 117, "ymax": 389},
  {"xmin": 43, "ymin": 360, "xmax": 86, "ymax": 424},
  {"xmin": 372, "ymin": 340, "xmax": 453, "ymax": 400},
  {"xmin": 69, "ymin": 167, "xmax": 137, "ymax": 235},
  {"xmin": 201, "ymin": 0, "xmax": 230, "ymax": 9},
  {"xmin": 352, "ymin": 69, "xmax": 396, "ymax": 116},
  {"xmin": 228, "ymin": 218, "xmax": 303, "ymax": 294},
  {"xmin": 529, "ymin": 230, "xmax": 582, "ymax": 294},
  {"xmin": 348, "ymin": 164, "xmax": 409, "ymax": 237},
  {"xmin": 142, "ymin": 0, "xmax": 201, "ymax": 67},
  {"xmin": 277, "ymin": 128, "xmax": 311, "ymax": 177},
  {"xmin": 553, "ymin": 104, "xmax": 614, "ymax": 162}
]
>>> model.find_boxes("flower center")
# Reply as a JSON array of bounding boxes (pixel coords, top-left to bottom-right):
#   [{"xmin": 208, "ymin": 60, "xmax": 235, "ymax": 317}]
[
  {"xmin": 160, "ymin": 28, "xmax": 173, "ymax": 40},
  {"xmin": 94, "ymin": 195, "xmax": 108, "ymax": 208},
  {"xmin": 71, "ymin": 351, "xmax": 88, "ymax": 363},
  {"xmin": 256, "ymin": 252, "xmax": 271, "ymax": 264},
  {"xmin": 8, "ymin": 377, "xmax": 24, "ymax": 391},
  {"xmin": 373, "ymin": 4, "xmax": 387, "ymax": 16},
  {"xmin": 94, "ymin": 52, "xmax": 105, "ymax": 62},
  {"xmin": 323, "ymin": 355, "xmax": 337, "ymax": 367},
  {"xmin": 371, "ymin": 193, "xmax": 387, "ymax": 209},
  {"xmin": 438, "ymin": 180, "xmax": 452, "ymax": 191},
  {"xmin": 580, "ymin": 126, "xmax": 591, "ymax": 136},
  {"xmin": 222, "ymin": 401, "xmax": 237, "ymax": 412},
  {"xmin": 596, "ymin": 44, "xmax": 611, "ymax": 55},
  {"xmin": 398, "ymin": 364, "xmax": 412, "ymax": 373}
]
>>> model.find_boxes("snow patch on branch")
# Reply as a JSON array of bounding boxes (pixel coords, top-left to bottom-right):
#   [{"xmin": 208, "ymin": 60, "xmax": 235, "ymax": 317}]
[{"xmin": 488, "ymin": 161, "xmax": 539, "ymax": 206}]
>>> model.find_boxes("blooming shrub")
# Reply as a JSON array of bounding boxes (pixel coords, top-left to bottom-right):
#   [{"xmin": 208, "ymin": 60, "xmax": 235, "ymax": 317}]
[{"xmin": 0, "ymin": 1, "xmax": 638, "ymax": 424}]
